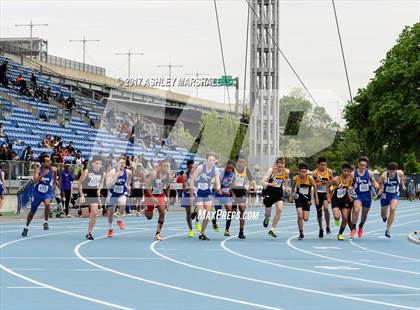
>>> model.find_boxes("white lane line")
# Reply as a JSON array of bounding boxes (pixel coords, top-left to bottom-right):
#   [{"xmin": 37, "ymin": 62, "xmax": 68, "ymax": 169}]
[
  {"xmin": 345, "ymin": 294, "xmax": 420, "ymax": 297},
  {"xmin": 0, "ymin": 229, "xmax": 134, "ymax": 310},
  {"xmin": 75, "ymin": 231, "xmax": 283, "ymax": 310},
  {"xmin": 287, "ymin": 217, "xmax": 420, "ymax": 275},
  {"xmin": 349, "ymin": 241, "xmax": 420, "ymax": 262},
  {"xmin": 221, "ymin": 223, "xmax": 420, "ymax": 291},
  {"xmin": 4, "ymin": 286, "xmax": 47, "ymax": 289},
  {"xmin": 9, "ymin": 268, "xmax": 43, "ymax": 271},
  {"xmin": 152, "ymin": 232, "xmax": 420, "ymax": 310}
]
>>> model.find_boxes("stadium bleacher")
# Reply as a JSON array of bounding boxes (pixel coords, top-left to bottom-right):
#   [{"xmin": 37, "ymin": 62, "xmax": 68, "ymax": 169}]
[{"xmin": 0, "ymin": 55, "xmax": 199, "ymax": 170}]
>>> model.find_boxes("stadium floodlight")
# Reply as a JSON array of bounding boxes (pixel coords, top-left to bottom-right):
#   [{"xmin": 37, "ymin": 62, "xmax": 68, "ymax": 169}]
[
  {"xmin": 69, "ymin": 36, "xmax": 100, "ymax": 72},
  {"xmin": 157, "ymin": 61, "xmax": 183, "ymax": 91},
  {"xmin": 115, "ymin": 50, "xmax": 144, "ymax": 80},
  {"xmin": 14, "ymin": 20, "xmax": 48, "ymax": 58}
]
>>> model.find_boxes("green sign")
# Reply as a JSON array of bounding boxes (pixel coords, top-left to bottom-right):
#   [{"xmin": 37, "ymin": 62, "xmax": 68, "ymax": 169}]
[{"xmin": 215, "ymin": 75, "xmax": 236, "ymax": 87}]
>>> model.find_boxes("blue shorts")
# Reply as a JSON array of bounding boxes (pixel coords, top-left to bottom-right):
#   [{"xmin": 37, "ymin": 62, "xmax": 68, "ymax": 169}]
[
  {"xmin": 214, "ymin": 195, "xmax": 232, "ymax": 206},
  {"xmin": 31, "ymin": 192, "xmax": 54, "ymax": 213},
  {"xmin": 181, "ymin": 192, "xmax": 191, "ymax": 208},
  {"xmin": 0, "ymin": 186, "xmax": 4, "ymax": 197},
  {"xmin": 109, "ymin": 194, "xmax": 127, "ymax": 206},
  {"xmin": 354, "ymin": 196, "xmax": 372, "ymax": 208},
  {"xmin": 380, "ymin": 193, "xmax": 399, "ymax": 206},
  {"xmin": 196, "ymin": 189, "xmax": 213, "ymax": 203}
]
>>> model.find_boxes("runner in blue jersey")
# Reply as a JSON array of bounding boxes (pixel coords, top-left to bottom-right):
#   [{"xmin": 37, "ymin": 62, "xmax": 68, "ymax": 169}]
[
  {"xmin": 378, "ymin": 162, "xmax": 406, "ymax": 238},
  {"xmin": 0, "ymin": 164, "xmax": 5, "ymax": 216},
  {"xmin": 350, "ymin": 156, "xmax": 379, "ymax": 239},
  {"xmin": 212, "ymin": 160, "xmax": 236, "ymax": 235},
  {"xmin": 190, "ymin": 152, "xmax": 221, "ymax": 240},
  {"xmin": 181, "ymin": 160, "xmax": 196, "ymax": 237},
  {"xmin": 22, "ymin": 153, "xmax": 58, "ymax": 237},
  {"xmin": 105, "ymin": 156, "xmax": 132, "ymax": 238}
]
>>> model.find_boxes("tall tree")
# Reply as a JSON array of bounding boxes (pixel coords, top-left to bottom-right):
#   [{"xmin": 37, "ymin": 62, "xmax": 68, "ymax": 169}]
[{"xmin": 344, "ymin": 23, "xmax": 420, "ymax": 164}]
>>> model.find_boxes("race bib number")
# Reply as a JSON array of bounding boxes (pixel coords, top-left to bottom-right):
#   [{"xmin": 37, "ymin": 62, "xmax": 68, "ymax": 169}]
[
  {"xmin": 381, "ymin": 193, "xmax": 387, "ymax": 199},
  {"xmin": 152, "ymin": 187, "xmax": 163, "ymax": 195},
  {"xmin": 318, "ymin": 185, "xmax": 327, "ymax": 193},
  {"xmin": 385, "ymin": 186, "xmax": 397, "ymax": 194},
  {"xmin": 274, "ymin": 179, "xmax": 283, "ymax": 186},
  {"xmin": 113, "ymin": 185, "xmax": 124, "ymax": 194},
  {"xmin": 222, "ymin": 188, "xmax": 230, "ymax": 194},
  {"xmin": 134, "ymin": 181, "xmax": 142, "ymax": 189},
  {"xmin": 169, "ymin": 183, "xmax": 177, "ymax": 190},
  {"xmin": 234, "ymin": 177, "xmax": 245, "ymax": 187},
  {"xmin": 359, "ymin": 183, "xmax": 369, "ymax": 192},
  {"xmin": 38, "ymin": 184, "xmax": 49, "ymax": 194},
  {"xmin": 88, "ymin": 178, "xmax": 100, "ymax": 188},
  {"xmin": 299, "ymin": 187, "xmax": 309, "ymax": 195},
  {"xmin": 198, "ymin": 183, "xmax": 209, "ymax": 191},
  {"xmin": 337, "ymin": 188, "xmax": 347, "ymax": 198}
]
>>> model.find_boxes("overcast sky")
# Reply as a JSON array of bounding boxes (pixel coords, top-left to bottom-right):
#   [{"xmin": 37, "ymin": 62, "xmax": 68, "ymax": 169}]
[{"xmin": 1, "ymin": 0, "xmax": 419, "ymax": 123}]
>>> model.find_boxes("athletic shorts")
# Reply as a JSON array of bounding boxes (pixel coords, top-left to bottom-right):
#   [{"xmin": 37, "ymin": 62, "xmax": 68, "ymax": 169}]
[
  {"xmin": 295, "ymin": 199, "xmax": 311, "ymax": 212},
  {"xmin": 380, "ymin": 193, "xmax": 399, "ymax": 207},
  {"xmin": 180, "ymin": 192, "xmax": 192, "ymax": 208},
  {"xmin": 354, "ymin": 196, "xmax": 372, "ymax": 208},
  {"xmin": 131, "ymin": 188, "xmax": 144, "ymax": 198},
  {"xmin": 0, "ymin": 186, "xmax": 3, "ymax": 197},
  {"xmin": 232, "ymin": 189, "xmax": 247, "ymax": 205},
  {"xmin": 316, "ymin": 192, "xmax": 328, "ymax": 210},
  {"xmin": 263, "ymin": 190, "xmax": 283, "ymax": 208},
  {"xmin": 196, "ymin": 189, "xmax": 213, "ymax": 203},
  {"xmin": 31, "ymin": 192, "xmax": 54, "ymax": 213},
  {"xmin": 81, "ymin": 189, "xmax": 100, "ymax": 207},
  {"xmin": 332, "ymin": 201, "xmax": 351, "ymax": 209},
  {"xmin": 145, "ymin": 193, "xmax": 166, "ymax": 212},
  {"xmin": 214, "ymin": 195, "xmax": 233, "ymax": 206}
]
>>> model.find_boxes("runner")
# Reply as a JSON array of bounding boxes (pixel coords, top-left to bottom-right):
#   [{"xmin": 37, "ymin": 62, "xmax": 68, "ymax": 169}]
[
  {"xmin": 312, "ymin": 157, "xmax": 334, "ymax": 238},
  {"xmin": 0, "ymin": 164, "xmax": 5, "ymax": 216},
  {"xmin": 350, "ymin": 156, "xmax": 379, "ymax": 239},
  {"xmin": 290, "ymin": 162, "xmax": 318, "ymax": 240},
  {"xmin": 261, "ymin": 157, "xmax": 289, "ymax": 238},
  {"xmin": 330, "ymin": 163, "xmax": 353, "ymax": 240},
  {"xmin": 60, "ymin": 163, "xmax": 75, "ymax": 217},
  {"xmin": 231, "ymin": 154, "xmax": 256, "ymax": 239},
  {"xmin": 190, "ymin": 152, "xmax": 221, "ymax": 241},
  {"xmin": 377, "ymin": 162, "xmax": 406, "ymax": 238},
  {"xmin": 144, "ymin": 159, "xmax": 172, "ymax": 241},
  {"xmin": 78, "ymin": 155, "xmax": 105, "ymax": 240},
  {"xmin": 212, "ymin": 160, "xmax": 236, "ymax": 237},
  {"xmin": 22, "ymin": 154, "xmax": 58, "ymax": 237},
  {"xmin": 131, "ymin": 164, "xmax": 146, "ymax": 215},
  {"xmin": 181, "ymin": 160, "xmax": 195, "ymax": 237},
  {"xmin": 106, "ymin": 156, "xmax": 132, "ymax": 238}
]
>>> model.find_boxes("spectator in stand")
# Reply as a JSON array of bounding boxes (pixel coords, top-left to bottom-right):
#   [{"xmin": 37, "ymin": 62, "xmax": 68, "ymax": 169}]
[
  {"xmin": 50, "ymin": 147, "xmax": 62, "ymax": 165},
  {"xmin": 0, "ymin": 143, "xmax": 11, "ymax": 160},
  {"xmin": 0, "ymin": 122, "xmax": 5, "ymax": 137},
  {"xmin": 30, "ymin": 73, "xmax": 37, "ymax": 91},
  {"xmin": 65, "ymin": 96, "xmax": 76, "ymax": 113},
  {"xmin": 56, "ymin": 93, "xmax": 65, "ymax": 105},
  {"xmin": 41, "ymin": 134, "xmax": 53, "ymax": 148},
  {"xmin": 21, "ymin": 146, "xmax": 35, "ymax": 162},
  {"xmin": 74, "ymin": 151, "xmax": 84, "ymax": 166},
  {"xmin": 46, "ymin": 87, "xmax": 52, "ymax": 98},
  {"xmin": 64, "ymin": 141, "xmax": 76, "ymax": 156},
  {"xmin": 0, "ymin": 61, "xmax": 8, "ymax": 88},
  {"xmin": 61, "ymin": 163, "xmax": 75, "ymax": 217}
]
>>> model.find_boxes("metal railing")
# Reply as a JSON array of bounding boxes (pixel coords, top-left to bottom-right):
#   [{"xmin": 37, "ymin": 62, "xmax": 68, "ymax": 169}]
[{"xmin": 45, "ymin": 54, "xmax": 105, "ymax": 76}]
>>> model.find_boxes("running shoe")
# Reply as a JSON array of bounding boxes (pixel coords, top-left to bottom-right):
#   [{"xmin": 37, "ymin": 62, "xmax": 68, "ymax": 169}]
[
  {"xmin": 335, "ymin": 219, "xmax": 340, "ymax": 227},
  {"xmin": 337, "ymin": 234, "xmax": 344, "ymax": 241},
  {"xmin": 268, "ymin": 229, "xmax": 277, "ymax": 238},
  {"xmin": 117, "ymin": 220, "xmax": 125, "ymax": 230},
  {"xmin": 349, "ymin": 228, "xmax": 356, "ymax": 239},
  {"xmin": 358, "ymin": 226, "xmax": 363, "ymax": 238},
  {"xmin": 195, "ymin": 222, "xmax": 202, "ymax": 232},
  {"xmin": 191, "ymin": 208, "xmax": 197, "ymax": 220},
  {"xmin": 108, "ymin": 229, "xmax": 114, "ymax": 238},
  {"xmin": 212, "ymin": 223, "xmax": 219, "ymax": 232},
  {"xmin": 385, "ymin": 230, "xmax": 391, "ymax": 238},
  {"xmin": 382, "ymin": 216, "xmax": 387, "ymax": 223},
  {"xmin": 319, "ymin": 229, "xmax": 324, "ymax": 239},
  {"xmin": 114, "ymin": 211, "xmax": 119, "ymax": 217},
  {"xmin": 188, "ymin": 230, "xmax": 194, "ymax": 238},
  {"xmin": 238, "ymin": 231, "xmax": 246, "ymax": 239},
  {"xmin": 263, "ymin": 217, "xmax": 269, "ymax": 228},
  {"xmin": 326, "ymin": 227, "xmax": 331, "ymax": 234},
  {"xmin": 85, "ymin": 233, "xmax": 94, "ymax": 240},
  {"xmin": 298, "ymin": 233, "xmax": 304, "ymax": 240},
  {"xmin": 155, "ymin": 233, "xmax": 163, "ymax": 241},
  {"xmin": 199, "ymin": 234, "xmax": 210, "ymax": 241},
  {"xmin": 43, "ymin": 222, "xmax": 49, "ymax": 230},
  {"xmin": 21, "ymin": 228, "xmax": 28, "ymax": 237},
  {"xmin": 224, "ymin": 230, "xmax": 230, "ymax": 237}
]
